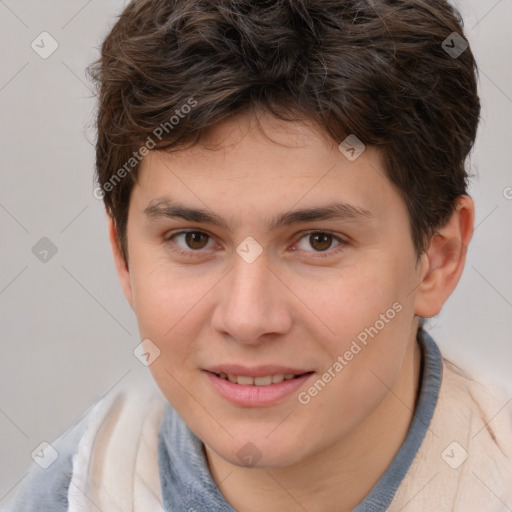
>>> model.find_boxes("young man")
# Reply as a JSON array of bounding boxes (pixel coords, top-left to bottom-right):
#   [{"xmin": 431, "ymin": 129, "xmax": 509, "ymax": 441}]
[{"xmin": 5, "ymin": 0, "xmax": 512, "ymax": 511}]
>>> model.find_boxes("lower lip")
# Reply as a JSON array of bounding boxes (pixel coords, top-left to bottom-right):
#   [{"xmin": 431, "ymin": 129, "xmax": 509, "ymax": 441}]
[{"xmin": 204, "ymin": 371, "xmax": 314, "ymax": 407}]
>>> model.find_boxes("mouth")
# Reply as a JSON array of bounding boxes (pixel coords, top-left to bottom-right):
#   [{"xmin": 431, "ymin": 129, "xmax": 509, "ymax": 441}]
[
  {"xmin": 209, "ymin": 372, "xmax": 311, "ymax": 386},
  {"xmin": 203, "ymin": 367, "xmax": 315, "ymax": 407}
]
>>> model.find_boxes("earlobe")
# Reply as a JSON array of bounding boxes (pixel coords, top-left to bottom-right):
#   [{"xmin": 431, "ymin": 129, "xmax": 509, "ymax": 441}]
[
  {"xmin": 107, "ymin": 216, "xmax": 134, "ymax": 308},
  {"xmin": 414, "ymin": 195, "xmax": 475, "ymax": 318}
]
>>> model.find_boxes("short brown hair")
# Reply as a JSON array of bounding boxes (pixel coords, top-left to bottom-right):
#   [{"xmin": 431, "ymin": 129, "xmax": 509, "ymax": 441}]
[{"xmin": 88, "ymin": 0, "xmax": 480, "ymax": 264}]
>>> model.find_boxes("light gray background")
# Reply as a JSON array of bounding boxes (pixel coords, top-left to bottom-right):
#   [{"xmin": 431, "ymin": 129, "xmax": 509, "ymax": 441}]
[{"xmin": 1, "ymin": 0, "xmax": 511, "ymax": 502}]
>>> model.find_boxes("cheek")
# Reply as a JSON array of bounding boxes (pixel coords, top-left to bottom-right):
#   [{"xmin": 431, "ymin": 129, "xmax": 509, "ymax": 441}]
[
  {"xmin": 292, "ymin": 307, "xmax": 410, "ymax": 451},
  {"xmin": 129, "ymin": 252, "xmax": 222, "ymax": 368},
  {"xmin": 301, "ymin": 263, "xmax": 402, "ymax": 355},
  {"xmin": 129, "ymin": 246, "xmax": 190, "ymax": 328},
  {"xmin": 129, "ymin": 259, "xmax": 213, "ymax": 410},
  {"xmin": 297, "ymin": 260, "xmax": 411, "ymax": 411}
]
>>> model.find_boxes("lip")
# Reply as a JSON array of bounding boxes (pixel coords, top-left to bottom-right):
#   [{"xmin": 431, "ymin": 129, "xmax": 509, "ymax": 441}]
[{"xmin": 204, "ymin": 369, "xmax": 315, "ymax": 407}]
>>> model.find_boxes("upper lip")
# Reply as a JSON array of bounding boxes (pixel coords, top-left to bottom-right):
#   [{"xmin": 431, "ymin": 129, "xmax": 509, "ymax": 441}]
[{"xmin": 204, "ymin": 365, "xmax": 313, "ymax": 377}]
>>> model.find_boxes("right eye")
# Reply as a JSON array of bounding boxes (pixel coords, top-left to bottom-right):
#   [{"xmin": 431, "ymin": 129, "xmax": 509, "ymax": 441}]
[{"xmin": 165, "ymin": 230, "xmax": 217, "ymax": 257}]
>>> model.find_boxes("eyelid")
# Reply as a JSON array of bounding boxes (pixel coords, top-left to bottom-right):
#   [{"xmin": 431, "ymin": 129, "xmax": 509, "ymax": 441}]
[
  {"xmin": 295, "ymin": 229, "xmax": 347, "ymax": 244},
  {"xmin": 164, "ymin": 228, "xmax": 215, "ymax": 241}
]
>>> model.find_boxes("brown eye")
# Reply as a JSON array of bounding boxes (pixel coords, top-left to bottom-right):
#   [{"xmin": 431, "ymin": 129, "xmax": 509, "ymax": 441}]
[
  {"xmin": 293, "ymin": 231, "xmax": 345, "ymax": 256},
  {"xmin": 166, "ymin": 230, "xmax": 215, "ymax": 255},
  {"xmin": 184, "ymin": 231, "xmax": 210, "ymax": 250},
  {"xmin": 309, "ymin": 232, "xmax": 333, "ymax": 251}
]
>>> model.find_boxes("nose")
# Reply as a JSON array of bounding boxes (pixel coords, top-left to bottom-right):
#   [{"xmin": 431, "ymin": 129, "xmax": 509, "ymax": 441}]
[{"xmin": 211, "ymin": 252, "xmax": 293, "ymax": 345}]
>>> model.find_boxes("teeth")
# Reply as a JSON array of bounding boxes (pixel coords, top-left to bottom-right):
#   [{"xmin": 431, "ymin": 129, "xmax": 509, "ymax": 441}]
[
  {"xmin": 254, "ymin": 376, "xmax": 272, "ymax": 386},
  {"xmin": 237, "ymin": 375, "xmax": 254, "ymax": 386},
  {"xmin": 218, "ymin": 373, "xmax": 300, "ymax": 386}
]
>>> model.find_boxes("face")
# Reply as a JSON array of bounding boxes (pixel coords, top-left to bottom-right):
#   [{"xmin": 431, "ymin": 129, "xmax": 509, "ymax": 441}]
[{"xmin": 118, "ymin": 113, "xmax": 426, "ymax": 468}]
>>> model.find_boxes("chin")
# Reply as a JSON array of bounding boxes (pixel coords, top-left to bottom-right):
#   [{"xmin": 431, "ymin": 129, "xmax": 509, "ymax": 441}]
[{"xmin": 206, "ymin": 433, "xmax": 313, "ymax": 470}]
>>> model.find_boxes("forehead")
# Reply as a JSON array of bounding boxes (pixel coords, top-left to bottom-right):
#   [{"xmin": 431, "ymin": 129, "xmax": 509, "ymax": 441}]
[{"xmin": 131, "ymin": 113, "xmax": 406, "ymax": 230}]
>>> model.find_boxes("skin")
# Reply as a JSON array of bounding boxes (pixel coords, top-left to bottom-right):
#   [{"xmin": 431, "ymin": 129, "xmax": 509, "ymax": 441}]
[{"xmin": 108, "ymin": 112, "xmax": 474, "ymax": 512}]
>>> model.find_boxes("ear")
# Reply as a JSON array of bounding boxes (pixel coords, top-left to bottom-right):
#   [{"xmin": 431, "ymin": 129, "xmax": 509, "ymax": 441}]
[
  {"xmin": 107, "ymin": 216, "xmax": 134, "ymax": 308},
  {"xmin": 414, "ymin": 195, "xmax": 475, "ymax": 318}
]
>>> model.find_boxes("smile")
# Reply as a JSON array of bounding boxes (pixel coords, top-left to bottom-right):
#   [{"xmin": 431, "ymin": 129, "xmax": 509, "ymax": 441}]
[
  {"xmin": 204, "ymin": 369, "xmax": 315, "ymax": 407},
  {"xmin": 213, "ymin": 373, "xmax": 303, "ymax": 386}
]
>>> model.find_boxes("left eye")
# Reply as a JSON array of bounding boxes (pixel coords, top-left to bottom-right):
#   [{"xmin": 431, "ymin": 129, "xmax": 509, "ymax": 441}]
[
  {"xmin": 294, "ymin": 231, "xmax": 343, "ymax": 253},
  {"xmin": 168, "ymin": 231, "xmax": 215, "ymax": 251}
]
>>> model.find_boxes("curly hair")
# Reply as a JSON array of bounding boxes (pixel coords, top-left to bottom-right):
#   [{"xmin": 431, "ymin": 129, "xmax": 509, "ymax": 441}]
[{"xmin": 88, "ymin": 0, "xmax": 480, "ymax": 265}]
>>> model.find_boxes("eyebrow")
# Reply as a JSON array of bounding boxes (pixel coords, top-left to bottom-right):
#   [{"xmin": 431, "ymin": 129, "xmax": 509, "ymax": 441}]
[{"xmin": 143, "ymin": 196, "xmax": 375, "ymax": 232}]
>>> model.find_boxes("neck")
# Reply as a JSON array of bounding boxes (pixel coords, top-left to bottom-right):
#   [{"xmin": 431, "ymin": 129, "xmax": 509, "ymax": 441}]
[{"xmin": 205, "ymin": 338, "xmax": 422, "ymax": 512}]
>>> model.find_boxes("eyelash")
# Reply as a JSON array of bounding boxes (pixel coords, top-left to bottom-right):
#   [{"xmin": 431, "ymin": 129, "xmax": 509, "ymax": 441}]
[{"xmin": 164, "ymin": 229, "xmax": 347, "ymax": 259}]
